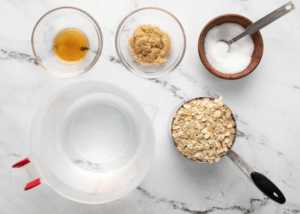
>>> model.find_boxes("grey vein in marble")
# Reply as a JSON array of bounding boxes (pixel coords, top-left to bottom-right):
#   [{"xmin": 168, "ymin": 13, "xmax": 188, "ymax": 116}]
[
  {"xmin": 102, "ymin": 27, "xmax": 115, "ymax": 34},
  {"xmin": 136, "ymin": 187, "xmax": 299, "ymax": 214},
  {"xmin": 149, "ymin": 78, "xmax": 185, "ymax": 99},
  {"xmin": 203, "ymin": 86, "xmax": 220, "ymax": 99},
  {"xmin": 0, "ymin": 49, "xmax": 38, "ymax": 66},
  {"xmin": 179, "ymin": 70, "xmax": 196, "ymax": 83},
  {"xmin": 236, "ymin": 130, "xmax": 248, "ymax": 138},
  {"xmin": 108, "ymin": 56, "xmax": 121, "ymax": 64},
  {"xmin": 131, "ymin": 0, "xmax": 137, "ymax": 8},
  {"xmin": 0, "ymin": 141, "xmax": 21, "ymax": 158},
  {"xmin": 234, "ymin": 114, "xmax": 249, "ymax": 126},
  {"xmin": 293, "ymin": 86, "xmax": 300, "ymax": 90}
]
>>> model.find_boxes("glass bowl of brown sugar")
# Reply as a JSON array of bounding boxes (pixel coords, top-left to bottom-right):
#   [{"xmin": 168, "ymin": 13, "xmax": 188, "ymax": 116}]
[
  {"xmin": 32, "ymin": 7, "xmax": 103, "ymax": 78},
  {"xmin": 115, "ymin": 7, "xmax": 186, "ymax": 78}
]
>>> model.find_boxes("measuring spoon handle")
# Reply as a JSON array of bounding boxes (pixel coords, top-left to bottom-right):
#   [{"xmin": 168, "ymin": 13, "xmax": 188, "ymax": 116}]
[
  {"xmin": 227, "ymin": 150, "xmax": 286, "ymax": 204},
  {"xmin": 229, "ymin": 1, "xmax": 295, "ymax": 44}
]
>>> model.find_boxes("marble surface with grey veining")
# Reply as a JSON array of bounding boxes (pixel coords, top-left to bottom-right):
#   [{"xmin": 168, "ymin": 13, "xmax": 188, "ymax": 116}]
[{"xmin": 1, "ymin": 0, "xmax": 300, "ymax": 213}]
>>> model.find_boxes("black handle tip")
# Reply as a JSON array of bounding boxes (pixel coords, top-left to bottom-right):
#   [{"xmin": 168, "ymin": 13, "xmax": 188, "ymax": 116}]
[{"xmin": 251, "ymin": 172, "xmax": 286, "ymax": 204}]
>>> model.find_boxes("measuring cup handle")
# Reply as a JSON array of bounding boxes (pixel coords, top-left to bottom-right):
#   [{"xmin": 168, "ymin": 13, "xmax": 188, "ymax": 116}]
[
  {"xmin": 227, "ymin": 150, "xmax": 286, "ymax": 204},
  {"xmin": 12, "ymin": 158, "xmax": 41, "ymax": 190},
  {"xmin": 251, "ymin": 172, "xmax": 285, "ymax": 204}
]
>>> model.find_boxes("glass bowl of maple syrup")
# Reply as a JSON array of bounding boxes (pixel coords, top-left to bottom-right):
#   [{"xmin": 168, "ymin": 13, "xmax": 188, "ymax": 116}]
[{"xmin": 32, "ymin": 7, "xmax": 103, "ymax": 78}]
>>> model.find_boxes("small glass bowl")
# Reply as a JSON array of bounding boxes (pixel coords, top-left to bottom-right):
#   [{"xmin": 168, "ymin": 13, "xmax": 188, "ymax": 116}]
[
  {"xmin": 115, "ymin": 7, "xmax": 186, "ymax": 78},
  {"xmin": 32, "ymin": 7, "xmax": 103, "ymax": 78}
]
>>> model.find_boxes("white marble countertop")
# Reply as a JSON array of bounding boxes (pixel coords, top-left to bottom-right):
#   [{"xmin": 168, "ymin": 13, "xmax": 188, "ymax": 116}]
[{"xmin": 1, "ymin": 0, "xmax": 300, "ymax": 213}]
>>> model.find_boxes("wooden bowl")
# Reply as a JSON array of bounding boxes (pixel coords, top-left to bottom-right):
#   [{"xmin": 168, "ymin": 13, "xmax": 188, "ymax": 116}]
[{"xmin": 198, "ymin": 14, "xmax": 264, "ymax": 80}]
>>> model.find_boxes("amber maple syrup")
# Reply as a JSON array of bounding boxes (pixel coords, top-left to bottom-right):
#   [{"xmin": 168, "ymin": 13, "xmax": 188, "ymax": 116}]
[{"xmin": 53, "ymin": 28, "xmax": 89, "ymax": 63}]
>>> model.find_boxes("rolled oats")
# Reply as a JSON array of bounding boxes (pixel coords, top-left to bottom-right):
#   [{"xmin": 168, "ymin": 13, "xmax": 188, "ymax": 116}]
[{"xmin": 171, "ymin": 97, "xmax": 236, "ymax": 163}]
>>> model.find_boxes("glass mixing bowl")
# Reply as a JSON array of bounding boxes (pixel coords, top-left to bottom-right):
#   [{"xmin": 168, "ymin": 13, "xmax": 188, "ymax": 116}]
[
  {"xmin": 13, "ymin": 79, "xmax": 155, "ymax": 203},
  {"xmin": 32, "ymin": 7, "xmax": 103, "ymax": 78},
  {"xmin": 115, "ymin": 7, "xmax": 186, "ymax": 78}
]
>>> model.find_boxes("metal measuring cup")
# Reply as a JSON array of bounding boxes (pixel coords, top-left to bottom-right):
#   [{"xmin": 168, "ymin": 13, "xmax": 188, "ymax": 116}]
[{"xmin": 169, "ymin": 97, "xmax": 286, "ymax": 204}]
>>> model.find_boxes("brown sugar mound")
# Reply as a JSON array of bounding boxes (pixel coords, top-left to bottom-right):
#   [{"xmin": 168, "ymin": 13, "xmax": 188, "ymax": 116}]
[{"xmin": 128, "ymin": 24, "xmax": 172, "ymax": 66}]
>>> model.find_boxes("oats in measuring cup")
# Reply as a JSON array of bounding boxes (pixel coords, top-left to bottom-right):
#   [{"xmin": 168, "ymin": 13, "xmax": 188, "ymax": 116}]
[{"xmin": 171, "ymin": 97, "xmax": 236, "ymax": 163}]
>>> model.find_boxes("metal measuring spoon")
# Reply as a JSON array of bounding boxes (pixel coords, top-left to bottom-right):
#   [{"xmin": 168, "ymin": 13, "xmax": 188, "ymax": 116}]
[
  {"xmin": 170, "ymin": 97, "xmax": 286, "ymax": 204},
  {"xmin": 219, "ymin": 1, "xmax": 295, "ymax": 51}
]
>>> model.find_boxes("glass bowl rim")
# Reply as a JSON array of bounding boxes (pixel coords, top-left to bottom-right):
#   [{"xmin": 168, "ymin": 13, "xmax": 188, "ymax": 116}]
[
  {"xmin": 115, "ymin": 7, "xmax": 186, "ymax": 78},
  {"xmin": 31, "ymin": 6, "xmax": 103, "ymax": 78}
]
